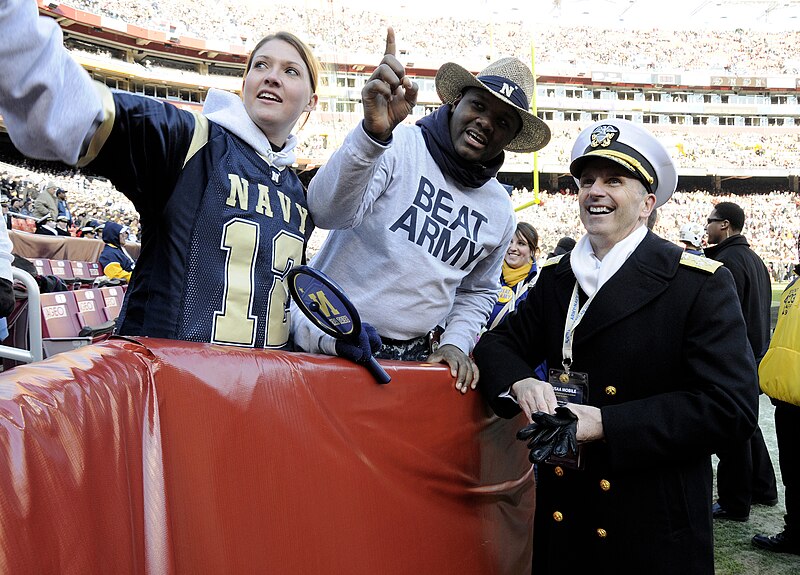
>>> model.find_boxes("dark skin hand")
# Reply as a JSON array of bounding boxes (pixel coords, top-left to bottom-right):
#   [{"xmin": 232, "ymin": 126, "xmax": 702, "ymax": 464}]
[
  {"xmin": 427, "ymin": 344, "xmax": 479, "ymax": 394},
  {"xmin": 361, "ymin": 27, "xmax": 419, "ymax": 142}
]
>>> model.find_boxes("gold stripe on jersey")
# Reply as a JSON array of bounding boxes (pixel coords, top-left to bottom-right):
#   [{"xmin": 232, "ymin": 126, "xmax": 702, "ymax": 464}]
[
  {"xmin": 184, "ymin": 112, "xmax": 209, "ymax": 167},
  {"xmin": 77, "ymin": 82, "xmax": 116, "ymax": 168},
  {"xmin": 679, "ymin": 252, "xmax": 722, "ymax": 273}
]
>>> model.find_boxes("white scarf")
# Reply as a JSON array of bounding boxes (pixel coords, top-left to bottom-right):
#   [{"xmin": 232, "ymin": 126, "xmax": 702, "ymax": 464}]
[
  {"xmin": 570, "ymin": 225, "xmax": 648, "ymax": 298},
  {"xmin": 202, "ymin": 88, "xmax": 297, "ymax": 169}
]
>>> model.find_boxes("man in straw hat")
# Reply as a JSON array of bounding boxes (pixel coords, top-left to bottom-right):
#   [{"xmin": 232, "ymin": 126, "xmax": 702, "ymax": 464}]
[
  {"xmin": 293, "ymin": 28, "xmax": 550, "ymax": 392},
  {"xmin": 474, "ymin": 119, "xmax": 757, "ymax": 574}
]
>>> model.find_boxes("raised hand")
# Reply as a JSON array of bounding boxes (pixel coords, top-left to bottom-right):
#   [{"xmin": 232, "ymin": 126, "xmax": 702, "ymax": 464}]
[{"xmin": 361, "ymin": 28, "xmax": 419, "ymax": 142}]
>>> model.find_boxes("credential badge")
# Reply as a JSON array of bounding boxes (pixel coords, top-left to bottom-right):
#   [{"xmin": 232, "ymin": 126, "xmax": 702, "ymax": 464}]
[{"xmin": 590, "ymin": 125, "xmax": 619, "ymax": 148}]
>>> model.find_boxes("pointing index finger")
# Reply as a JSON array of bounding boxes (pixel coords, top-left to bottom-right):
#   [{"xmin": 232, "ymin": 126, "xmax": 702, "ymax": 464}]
[{"xmin": 384, "ymin": 27, "xmax": 396, "ymax": 57}]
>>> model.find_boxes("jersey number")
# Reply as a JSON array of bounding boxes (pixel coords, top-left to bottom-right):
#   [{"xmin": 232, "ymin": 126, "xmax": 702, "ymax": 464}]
[{"xmin": 212, "ymin": 219, "xmax": 303, "ymax": 347}]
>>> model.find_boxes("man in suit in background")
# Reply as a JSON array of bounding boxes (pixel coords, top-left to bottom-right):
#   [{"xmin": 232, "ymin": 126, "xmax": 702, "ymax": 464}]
[{"xmin": 705, "ymin": 201, "xmax": 778, "ymax": 522}]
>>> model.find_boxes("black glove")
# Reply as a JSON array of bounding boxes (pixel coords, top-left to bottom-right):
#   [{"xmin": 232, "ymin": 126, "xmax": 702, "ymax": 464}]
[
  {"xmin": 517, "ymin": 407, "xmax": 579, "ymax": 464},
  {"xmin": 551, "ymin": 408, "xmax": 578, "ymax": 458},
  {"xmin": 334, "ymin": 322, "xmax": 382, "ymax": 364}
]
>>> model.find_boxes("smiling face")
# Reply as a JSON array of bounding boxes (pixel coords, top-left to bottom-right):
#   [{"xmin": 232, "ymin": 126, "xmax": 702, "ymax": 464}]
[
  {"xmin": 505, "ymin": 231, "xmax": 533, "ymax": 269},
  {"xmin": 448, "ymin": 88, "xmax": 522, "ymax": 164},
  {"xmin": 242, "ymin": 38, "xmax": 318, "ymax": 146},
  {"xmin": 577, "ymin": 158, "xmax": 655, "ymax": 260}
]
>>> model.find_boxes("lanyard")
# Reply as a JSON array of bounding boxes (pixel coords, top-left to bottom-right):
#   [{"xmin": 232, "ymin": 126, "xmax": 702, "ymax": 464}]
[{"xmin": 562, "ymin": 282, "xmax": 597, "ymax": 374}]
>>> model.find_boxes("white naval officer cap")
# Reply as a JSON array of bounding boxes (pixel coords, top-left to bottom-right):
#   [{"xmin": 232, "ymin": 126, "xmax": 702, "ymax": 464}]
[{"xmin": 569, "ymin": 119, "xmax": 678, "ymax": 208}]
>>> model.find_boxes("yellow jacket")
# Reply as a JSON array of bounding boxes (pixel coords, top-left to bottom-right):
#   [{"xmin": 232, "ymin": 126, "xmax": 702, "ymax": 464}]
[{"xmin": 760, "ymin": 276, "xmax": 800, "ymax": 405}]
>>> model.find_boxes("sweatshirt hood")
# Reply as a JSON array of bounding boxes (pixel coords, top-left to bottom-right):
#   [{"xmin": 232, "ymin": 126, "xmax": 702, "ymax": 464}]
[
  {"xmin": 202, "ymin": 88, "xmax": 297, "ymax": 169},
  {"xmin": 102, "ymin": 221, "xmax": 124, "ymax": 245}
]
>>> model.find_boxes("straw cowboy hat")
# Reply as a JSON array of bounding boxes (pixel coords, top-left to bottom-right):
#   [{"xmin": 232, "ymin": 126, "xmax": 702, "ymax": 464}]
[{"xmin": 435, "ymin": 57, "xmax": 551, "ymax": 153}]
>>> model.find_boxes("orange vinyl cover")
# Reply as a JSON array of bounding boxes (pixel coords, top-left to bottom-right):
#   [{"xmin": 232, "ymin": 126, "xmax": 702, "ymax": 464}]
[{"xmin": 0, "ymin": 338, "xmax": 534, "ymax": 574}]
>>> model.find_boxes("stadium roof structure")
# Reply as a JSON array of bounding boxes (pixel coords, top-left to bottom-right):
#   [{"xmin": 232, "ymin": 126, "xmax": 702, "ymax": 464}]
[
  {"xmin": 378, "ymin": 0, "xmax": 800, "ymax": 31},
  {"xmin": 549, "ymin": 0, "xmax": 800, "ymax": 30}
]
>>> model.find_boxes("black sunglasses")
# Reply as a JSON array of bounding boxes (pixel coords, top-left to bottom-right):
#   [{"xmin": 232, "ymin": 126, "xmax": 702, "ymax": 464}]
[{"xmin": 706, "ymin": 218, "xmax": 725, "ymax": 224}]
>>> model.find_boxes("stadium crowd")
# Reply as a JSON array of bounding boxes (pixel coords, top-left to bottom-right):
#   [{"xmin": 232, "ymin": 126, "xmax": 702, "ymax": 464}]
[
  {"xmin": 42, "ymin": 2, "xmax": 800, "ymax": 172},
  {"xmin": 2, "ymin": 158, "xmax": 797, "ymax": 281},
  {"xmin": 499, "ymin": 125, "xmax": 800, "ymax": 173},
  {"xmin": 511, "ymin": 186, "xmax": 798, "ymax": 282},
  {"xmin": 64, "ymin": 0, "xmax": 800, "ymax": 76},
  {"xmin": 0, "ymin": 161, "xmax": 140, "ymax": 241}
]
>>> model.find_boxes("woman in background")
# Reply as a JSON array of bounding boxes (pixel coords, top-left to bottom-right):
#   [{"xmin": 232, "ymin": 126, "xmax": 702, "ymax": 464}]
[{"xmin": 487, "ymin": 222, "xmax": 540, "ymax": 330}]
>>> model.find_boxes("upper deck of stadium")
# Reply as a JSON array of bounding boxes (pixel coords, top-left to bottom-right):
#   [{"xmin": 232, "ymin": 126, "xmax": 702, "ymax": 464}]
[{"xmin": 4, "ymin": 0, "xmax": 800, "ymax": 179}]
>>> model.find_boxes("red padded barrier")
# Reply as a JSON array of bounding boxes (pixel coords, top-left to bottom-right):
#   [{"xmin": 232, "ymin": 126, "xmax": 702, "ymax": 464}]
[
  {"xmin": 0, "ymin": 339, "xmax": 534, "ymax": 574},
  {"xmin": 0, "ymin": 340, "xmax": 158, "ymax": 574}
]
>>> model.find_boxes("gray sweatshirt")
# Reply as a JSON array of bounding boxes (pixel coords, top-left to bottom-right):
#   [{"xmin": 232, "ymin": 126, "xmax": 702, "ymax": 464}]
[{"xmin": 292, "ymin": 121, "xmax": 515, "ymax": 356}]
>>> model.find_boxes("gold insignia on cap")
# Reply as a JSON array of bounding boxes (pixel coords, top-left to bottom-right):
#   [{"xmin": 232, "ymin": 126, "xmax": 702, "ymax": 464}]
[
  {"xmin": 590, "ymin": 150, "xmax": 655, "ymax": 185},
  {"xmin": 590, "ymin": 125, "xmax": 619, "ymax": 148}
]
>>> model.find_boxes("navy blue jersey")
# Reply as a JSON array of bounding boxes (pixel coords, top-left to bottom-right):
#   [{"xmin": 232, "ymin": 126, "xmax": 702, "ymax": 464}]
[{"xmin": 88, "ymin": 90, "xmax": 312, "ymax": 348}]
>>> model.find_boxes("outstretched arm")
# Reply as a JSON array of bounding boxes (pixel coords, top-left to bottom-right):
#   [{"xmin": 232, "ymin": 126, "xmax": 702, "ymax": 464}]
[{"xmin": 0, "ymin": 0, "xmax": 102, "ymax": 164}]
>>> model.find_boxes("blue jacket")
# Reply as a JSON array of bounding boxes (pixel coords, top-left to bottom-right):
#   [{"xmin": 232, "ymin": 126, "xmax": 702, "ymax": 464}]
[
  {"xmin": 99, "ymin": 221, "xmax": 135, "ymax": 280},
  {"xmin": 486, "ymin": 263, "xmax": 538, "ymax": 329}
]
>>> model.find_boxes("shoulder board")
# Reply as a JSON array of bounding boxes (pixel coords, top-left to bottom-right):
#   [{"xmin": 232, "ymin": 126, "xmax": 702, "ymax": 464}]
[
  {"xmin": 541, "ymin": 254, "xmax": 565, "ymax": 268},
  {"xmin": 679, "ymin": 252, "xmax": 722, "ymax": 274}
]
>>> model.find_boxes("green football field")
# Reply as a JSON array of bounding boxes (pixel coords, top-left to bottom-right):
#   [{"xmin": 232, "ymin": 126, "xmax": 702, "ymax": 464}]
[
  {"xmin": 711, "ymin": 283, "xmax": 796, "ymax": 572},
  {"xmin": 713, "ymin": 396, "xmax": 799, "ymax": 574},
  {"xmin": 716, "ymin": 281, "xmax": 797, "ymax": 575}
]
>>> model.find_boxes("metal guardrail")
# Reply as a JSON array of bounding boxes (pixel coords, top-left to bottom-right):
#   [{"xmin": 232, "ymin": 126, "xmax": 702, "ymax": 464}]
[{"xmin": 0, "ymin": 268, "xmax": 43, "ymax": 364}]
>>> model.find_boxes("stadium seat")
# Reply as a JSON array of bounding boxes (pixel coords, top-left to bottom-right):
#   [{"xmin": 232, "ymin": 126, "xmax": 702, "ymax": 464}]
[
  {"xmin": 84, "ymin": 262, "xmax": 102, "ymax": 279},
  {"xmin": 73, "ymin": 289, "xmax": 110, "ymax": 327},
  {"xmin": 99, "ymin": 286, "xmax": 125, "ymax": 321},
  {"xmin": 11, "ymin": 217, "xmax": 36, "ymax": 233},
  {"xmin": 71, "ymin": 260, "xmax": 96, "ymax": 280},
  {"xmin": 39, "ymin": 291, "xmax": 91, "ymax": 356},
  {"xmin": 40, "ymin": 291, "xmax": 82, "ymax": 338},
  {"xmin": 48, "ymin": 259, "xmax": 76, "ymax": 282},
  {"xmin": 31, "ymin": 258, "xmax": 53, "ymax": 276}
]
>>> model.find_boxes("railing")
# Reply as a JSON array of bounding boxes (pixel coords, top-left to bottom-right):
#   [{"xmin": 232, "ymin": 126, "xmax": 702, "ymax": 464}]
[{"xmin": 0, "ymin": 268, "xmax": 42, "ymax": 363}]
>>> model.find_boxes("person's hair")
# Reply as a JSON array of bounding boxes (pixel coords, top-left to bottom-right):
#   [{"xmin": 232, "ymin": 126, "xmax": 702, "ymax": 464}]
[
  {"xmin": 515, "ymin": 222, "xmax": 539, "ymax": 252},
  {"xmin": 713, "ymin": 201, "xmax": 745, "ymax": 232},
  {"xmin": 244, "ymin": 32, "xmax": 320, "ymax": 95}
]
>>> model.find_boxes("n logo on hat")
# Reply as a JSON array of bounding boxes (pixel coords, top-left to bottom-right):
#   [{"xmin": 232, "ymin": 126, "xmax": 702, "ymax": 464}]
[{"xmin": 500, "ymin": 83, "xmax": 517, "ymax": 98}]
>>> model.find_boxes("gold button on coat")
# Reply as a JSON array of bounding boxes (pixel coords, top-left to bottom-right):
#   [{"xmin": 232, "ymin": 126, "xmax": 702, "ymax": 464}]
[
  {"xmin": 554, "ymin": 466, "xmax": 564, "ymax": 477},
  {"xmin": 596, "ymin": 528, "xmax": 607, "ymax": 538},
  {"xmin": 553, "ymin": 511, "xmax": 563, "ymax": 522},
  {"xmin": 600, "ymin": 479, "xmax": 611, "ymax": 491},
  {"xmin": 605, "ymin": 386, "xmax": 617, "ymax": 396}
]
